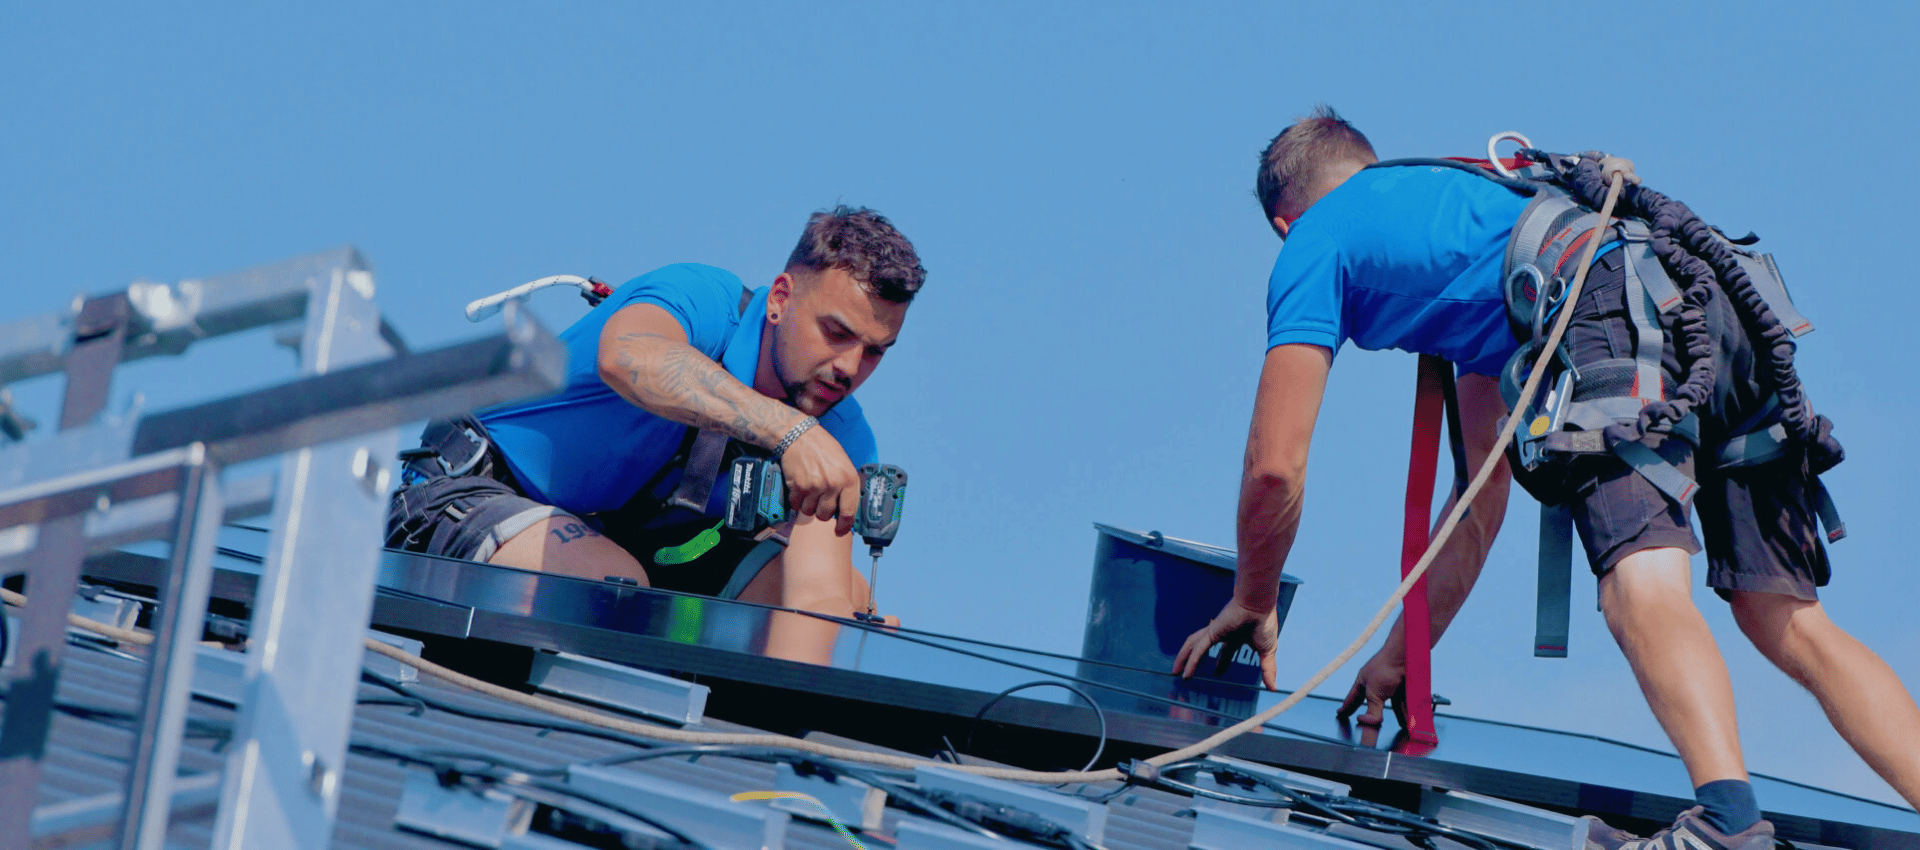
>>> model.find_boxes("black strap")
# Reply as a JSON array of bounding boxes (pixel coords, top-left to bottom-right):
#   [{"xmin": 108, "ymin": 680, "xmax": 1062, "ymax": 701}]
[
  {"xmin": 1438, "ymin": 365, "xmax": 1468, "ymax": 500},
  {"xmin": 667, "ymin": 429, "xmax": 732, "ymax": 513},
  {"xmin": 1535, "ymin": 504, "xmax": 1573, "ymax": 658}
]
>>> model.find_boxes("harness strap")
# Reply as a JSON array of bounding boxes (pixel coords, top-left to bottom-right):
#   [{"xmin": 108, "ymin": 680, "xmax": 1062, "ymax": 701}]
[
  {"xmin": 400, "ymin": 415, "xmax": 492, "ymax": 482},
  {"xmin": 667, "ymin": 429, "xmax": 733, "ymax": 513},
  {"xmin": 1400, "ymin": 355, "xmax": 1447, "ymax": 746},
  {"xmin": 1534, "ymin": 504, "xmax": 1574, "ymax": 658},
  {"xmin": 1620, "ymin": 242, "xmax": 1666, "ymax": 403},
  {"xmin": 1815, "ymin": 479, "xmax": 1847, "ymax": 543},
  {"xmin": 1505, "ymin": 190, "xmax": 1583, "ymax": 278},
  {"xmin": 1715, "ymin": 422, "xmax": 1791, "ymax": 468},
  {"xmin": 1610, "ymin": 438, "xmax": 1699, "ymax": 507},
  {"xmin": 1439, "ymin": 365, "xmax": 1468, "ymax": 499},
  {"xmin": 1715, "ymin": 233, "xmax": 1814, "ymax": 338},
  {"xmin": 1618, "ymin": 221, "xmax": 1683, "ymax": 313}
]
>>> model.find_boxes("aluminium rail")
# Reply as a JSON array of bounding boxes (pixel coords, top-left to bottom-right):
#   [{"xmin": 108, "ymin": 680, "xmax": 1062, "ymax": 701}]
[{"xmin": 0, "ymin": 247, "xmax": 565, "ymax": 850}]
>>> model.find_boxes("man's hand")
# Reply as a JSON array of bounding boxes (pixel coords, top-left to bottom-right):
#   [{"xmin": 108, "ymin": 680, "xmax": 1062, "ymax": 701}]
[
  {"xmin": 1172, "ymin": 599, "xmax": 1280, "ymax": 690},
  {"xmin": 777, "ymin": 425, "xmax": 861, "ymax": 536},
  {"xmin": 1336, "ymin": 649, "xmax": 1409, "ymax": 729}
]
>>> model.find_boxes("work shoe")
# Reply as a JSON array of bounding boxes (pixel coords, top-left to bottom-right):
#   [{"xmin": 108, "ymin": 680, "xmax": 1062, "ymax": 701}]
[{"xmin": 1580, "ymin": 806, "xmax": 1774, "ymax": 850}]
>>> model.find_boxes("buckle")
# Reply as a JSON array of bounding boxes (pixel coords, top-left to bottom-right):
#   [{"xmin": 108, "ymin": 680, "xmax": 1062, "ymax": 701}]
[{"xmin": 437, "ymin": 427, "xmax": 488, "ymax": 477}]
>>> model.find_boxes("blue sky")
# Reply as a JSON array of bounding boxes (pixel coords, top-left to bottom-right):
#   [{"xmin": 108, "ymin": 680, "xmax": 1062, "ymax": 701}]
[{"xmin": 5, "ymin": 2, "xmax": 1918, "ymax": 807}]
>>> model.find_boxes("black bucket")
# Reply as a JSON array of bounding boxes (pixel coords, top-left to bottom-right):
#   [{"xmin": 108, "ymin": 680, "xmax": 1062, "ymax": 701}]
[{"xmin": 1077, "ymin": 523, "xmax": 1301, "ymax": 722}]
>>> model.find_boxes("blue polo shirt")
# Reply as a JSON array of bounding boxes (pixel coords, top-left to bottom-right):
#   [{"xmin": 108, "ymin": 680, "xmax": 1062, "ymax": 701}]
[
  {"xmin": 480, "ymin": 263, "xmax": 879, "ymax": 516},
  {"xmin": 1266, "ymin": 165, "xmax": 1531, "ymax": 376}
]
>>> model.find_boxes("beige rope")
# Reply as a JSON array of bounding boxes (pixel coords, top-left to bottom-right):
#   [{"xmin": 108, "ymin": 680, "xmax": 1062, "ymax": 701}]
[{"xmin": 3, "ymin": 167, "xmax": 1634, "ymax": 785}]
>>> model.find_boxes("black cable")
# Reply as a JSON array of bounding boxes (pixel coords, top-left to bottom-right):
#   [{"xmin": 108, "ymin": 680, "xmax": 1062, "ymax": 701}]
[
  {"xmin": 832, "ymin": 765, "xmax": 1008, "ymax": 841},
  {"xmin": 347, "ymin": 741, "xmax": 709, "ymax": 850},
  {"xmin": 918, "ymin": 786, "xmax": 1098, "ymax": 850},
  {"xmin": 963, "ymin": 680, "xmax": 1108, "ymax": 773},
  {"xmin": 1152, "ymin": 760, "xmax": 1520, "ymax": 850},
  {"xmin": 780, "ymin": 606, "xmax": 1351, "ymax": 747}
]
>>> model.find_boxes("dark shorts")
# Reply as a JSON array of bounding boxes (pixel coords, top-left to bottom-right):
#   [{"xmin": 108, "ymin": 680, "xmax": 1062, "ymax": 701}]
[
  {"xmin": 385, "ymin": 420, "xmax": 780, "ymax": 598},
  {"xmin": 386, "ymin": 456, "xmax": 577, "ymax": 564},
  {"xmin": 1553, "ymin": 252, "xmax": 1830, "ymax": 601}
]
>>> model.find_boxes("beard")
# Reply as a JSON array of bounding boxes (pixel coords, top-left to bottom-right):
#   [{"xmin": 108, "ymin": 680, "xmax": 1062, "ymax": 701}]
[
  {"xmin": 782, "ymin": 373, "xmax": 845, "ymax": 417},
  {"xmin": 772, "ymin": 346, "xmax": 846, "ymax": 417}
]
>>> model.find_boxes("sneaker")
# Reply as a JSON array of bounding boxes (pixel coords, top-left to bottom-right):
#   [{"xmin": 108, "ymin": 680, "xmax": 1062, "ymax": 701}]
[{"xmin": 1580, "ymin": 806, "xmax": 1774, "ymax": 850}]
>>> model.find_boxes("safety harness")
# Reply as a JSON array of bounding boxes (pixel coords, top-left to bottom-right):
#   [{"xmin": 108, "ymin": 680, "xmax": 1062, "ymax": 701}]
[{"xmin": 1373, "ymin": 146, "xmax": 1845, "ymax": 658}]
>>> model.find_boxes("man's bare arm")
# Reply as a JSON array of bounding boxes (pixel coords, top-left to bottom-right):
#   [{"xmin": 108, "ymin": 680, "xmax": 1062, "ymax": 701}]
[
  {"xmin": 597, "ymin": 302, "xmax": 861, "ymax": 531},
  {"xmin": 1233, "ymin": 344, "xmax": 1332, "ymax": 610},
  {"xmin": 597, "ymin": 303, "xmax": 803, "ymax": 448},
  {"xmin": 1174, "ymin": 344, "xmax": 1332, "ymax": 689},
  {"xmin": 1338, "ymin": 370, "xmax": 1513, "ymax": 724}
]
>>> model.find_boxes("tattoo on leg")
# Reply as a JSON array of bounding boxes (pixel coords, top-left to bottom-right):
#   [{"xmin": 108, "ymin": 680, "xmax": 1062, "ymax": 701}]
[{"xmin": 548, "ymin": 522, "xmax": 601, "ymax": 544}]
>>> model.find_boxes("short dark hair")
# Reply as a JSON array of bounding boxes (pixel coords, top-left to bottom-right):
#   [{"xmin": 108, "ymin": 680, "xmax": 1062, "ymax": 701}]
[
  {"xmin": 785, "ymin": 205, "xmax": 926, "ymax": 303},
  {"xmin": 1254, "ymin": 104, "xmax": 1378, "ymax": 222}
]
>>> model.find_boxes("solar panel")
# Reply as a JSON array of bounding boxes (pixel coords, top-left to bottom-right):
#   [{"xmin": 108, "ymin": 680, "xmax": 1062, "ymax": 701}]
[{"xmin": 87, "ymin": 523, "xmax": 1920, "ymax": 846}]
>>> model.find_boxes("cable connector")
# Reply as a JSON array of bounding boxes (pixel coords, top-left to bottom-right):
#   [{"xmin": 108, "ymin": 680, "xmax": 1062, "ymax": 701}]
[{"xmin": 1118, "ymin": 759, "xmax": 1160, "ymax": 784}]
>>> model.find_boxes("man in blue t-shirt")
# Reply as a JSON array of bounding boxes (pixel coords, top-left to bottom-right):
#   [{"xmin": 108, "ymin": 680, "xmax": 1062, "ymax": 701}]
[
  {"xmin": 1171, "ymin": 108, "xmax": 1920, "ymax": 847},
  {"xmin": 388, "ymin": 206, "xmax": 922, "ymax": 622}
]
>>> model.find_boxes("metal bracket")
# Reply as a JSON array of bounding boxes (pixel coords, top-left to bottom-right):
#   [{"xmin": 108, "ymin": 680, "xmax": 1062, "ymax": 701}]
[
  {"xmin": 914, "ymin": 765, "xmax": 1107, "ymax": 845},
  {"xmin": 770, "ymin": 762, "xmax": 885, "ymax": 832},
  {"xmin": 1190, "ymin": 806, "xmax": 1375, "ymax": 849},
  {"xmin": 526, "ymin": 651, "xmax": 709, "ymax": 726},
  {"xmin": 1418, "ymin": 787, "xmax": 1591, "ymax": 850},
  {"xmin": 566, "ymin": 764, "xmax": 790, "ymax": 850},
  {"xmin": 394, "ymin": 769, "xmax": 534, "ymax": 846}
]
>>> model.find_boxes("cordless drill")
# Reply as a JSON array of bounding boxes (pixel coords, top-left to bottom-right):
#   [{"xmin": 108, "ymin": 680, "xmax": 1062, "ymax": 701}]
[{"xmin": 725, "ymin": 458, "xmax": 907, "ymax": 619}]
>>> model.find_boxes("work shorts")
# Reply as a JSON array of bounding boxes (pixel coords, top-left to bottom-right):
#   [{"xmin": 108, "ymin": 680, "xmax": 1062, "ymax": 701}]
[
  {"xmin": 1547, "ymin": 250, "xmax": 1831, "ymax": 600},
  {"xmin": 384, "ymin": 419, "xmax": 781, "ymax": 598},
  {"xmin": 385, "ymin": 429, "xmax": 576, "ymax": 565}
]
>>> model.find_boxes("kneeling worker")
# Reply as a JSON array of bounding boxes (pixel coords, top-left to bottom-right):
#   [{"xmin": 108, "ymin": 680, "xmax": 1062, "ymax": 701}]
[
  {"xmin": 1173, "ymin": 108, "xmax": 1920, "ymax": 847},
  {"xmin": 388, "ymin": 205, "xmax": 923, "ymax": 621}
]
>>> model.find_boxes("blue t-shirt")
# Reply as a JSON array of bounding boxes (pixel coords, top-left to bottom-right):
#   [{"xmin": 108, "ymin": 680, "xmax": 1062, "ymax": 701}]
[
  {"xmin": 480, "ymin": 263, "xmax": 879, "ymax": 516},
  {"xmin": 1265, "ymin": 165, "xmax": 1531, "ymax": 376}
]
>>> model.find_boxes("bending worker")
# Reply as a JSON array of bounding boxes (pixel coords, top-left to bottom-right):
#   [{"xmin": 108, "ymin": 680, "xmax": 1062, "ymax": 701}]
[
  {"xmin": 387, "ymin": 205, "xmax": 923, "ymax": 621},
  {"xmin": 1172, "ymin": 107, "xmax": 1920, "ymax": 849}
]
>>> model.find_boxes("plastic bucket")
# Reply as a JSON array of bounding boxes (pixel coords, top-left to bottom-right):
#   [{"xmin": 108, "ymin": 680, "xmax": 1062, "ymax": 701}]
[{"xmin": 1077, "ymin": 523, "xmax": 1301, "ymax": 722}]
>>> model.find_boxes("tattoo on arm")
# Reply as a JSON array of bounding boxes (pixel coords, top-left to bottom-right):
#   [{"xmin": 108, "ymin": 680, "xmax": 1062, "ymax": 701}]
[{"xmin": 606, "ymin": 331, "xmax": 791, "ymax": 447}]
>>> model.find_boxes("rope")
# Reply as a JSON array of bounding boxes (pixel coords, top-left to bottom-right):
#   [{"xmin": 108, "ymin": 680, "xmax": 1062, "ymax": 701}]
[
  {"xmin": 1, "ymin": 171, "xmax": 1630, "ymax": 785},
  {"xmin": 1, "ymin": 587, "xmax": 154, "ymax": 646}
]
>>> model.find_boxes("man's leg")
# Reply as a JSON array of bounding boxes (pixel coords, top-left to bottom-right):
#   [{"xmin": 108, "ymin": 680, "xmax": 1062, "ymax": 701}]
[
  {"xmin": 1730, "ymin": 591, "xmax": 1920, "ymax": 810},
  {"xmin": 1598, "ymin": 547, "xmax": 1748, "ymax": 787},
  {"xmin": 734, "ymin": 551, "xmax": 876, "ymax": 613},
  {"xmin": 492, "ymin": 516, "xmax": 650, "ymax": 585}
]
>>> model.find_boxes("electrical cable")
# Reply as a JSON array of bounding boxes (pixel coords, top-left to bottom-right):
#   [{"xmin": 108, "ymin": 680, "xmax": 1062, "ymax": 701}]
[
  {"xmin": 963, "ymin": 680, "xmax": 1108, "ymax": 773},
  {"xmin": 345, "ymin": 740, "xmax": 710, "ymax": 850},
  {"xmin": 782, "ymin": 605, "xmax": 1350, "ymax": 747},
  {"xmin": 1150, "ymin": 760, "xmax": 1521, "ymax": 850}
]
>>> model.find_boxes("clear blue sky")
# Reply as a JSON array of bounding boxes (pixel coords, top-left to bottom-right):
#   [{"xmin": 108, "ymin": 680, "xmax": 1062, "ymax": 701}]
[{"xmin": 5, "ymin": 2, "xmax": 1918, "ymax": 806}]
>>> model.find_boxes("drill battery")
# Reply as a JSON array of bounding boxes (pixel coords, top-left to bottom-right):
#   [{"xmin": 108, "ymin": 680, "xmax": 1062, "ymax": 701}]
[{"xmin": 724, "ymin": 456, "xmax": 907, "ymax": 546}]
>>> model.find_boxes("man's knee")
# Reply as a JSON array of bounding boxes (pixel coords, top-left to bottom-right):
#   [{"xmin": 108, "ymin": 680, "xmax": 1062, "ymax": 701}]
[
  {"xmin": 1729, "ymin": 591, "xmax": 1828, "ymax": 667},
  {"xmin": 1599, "ymin": 546, "xmax": 1696, "ymax": 612}
]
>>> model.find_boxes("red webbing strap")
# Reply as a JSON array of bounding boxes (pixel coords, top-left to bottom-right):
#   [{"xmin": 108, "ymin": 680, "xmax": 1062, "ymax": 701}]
[{"xmin": 1399, "ymin": 355, "xmax": 1446, "ymax": 748}]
